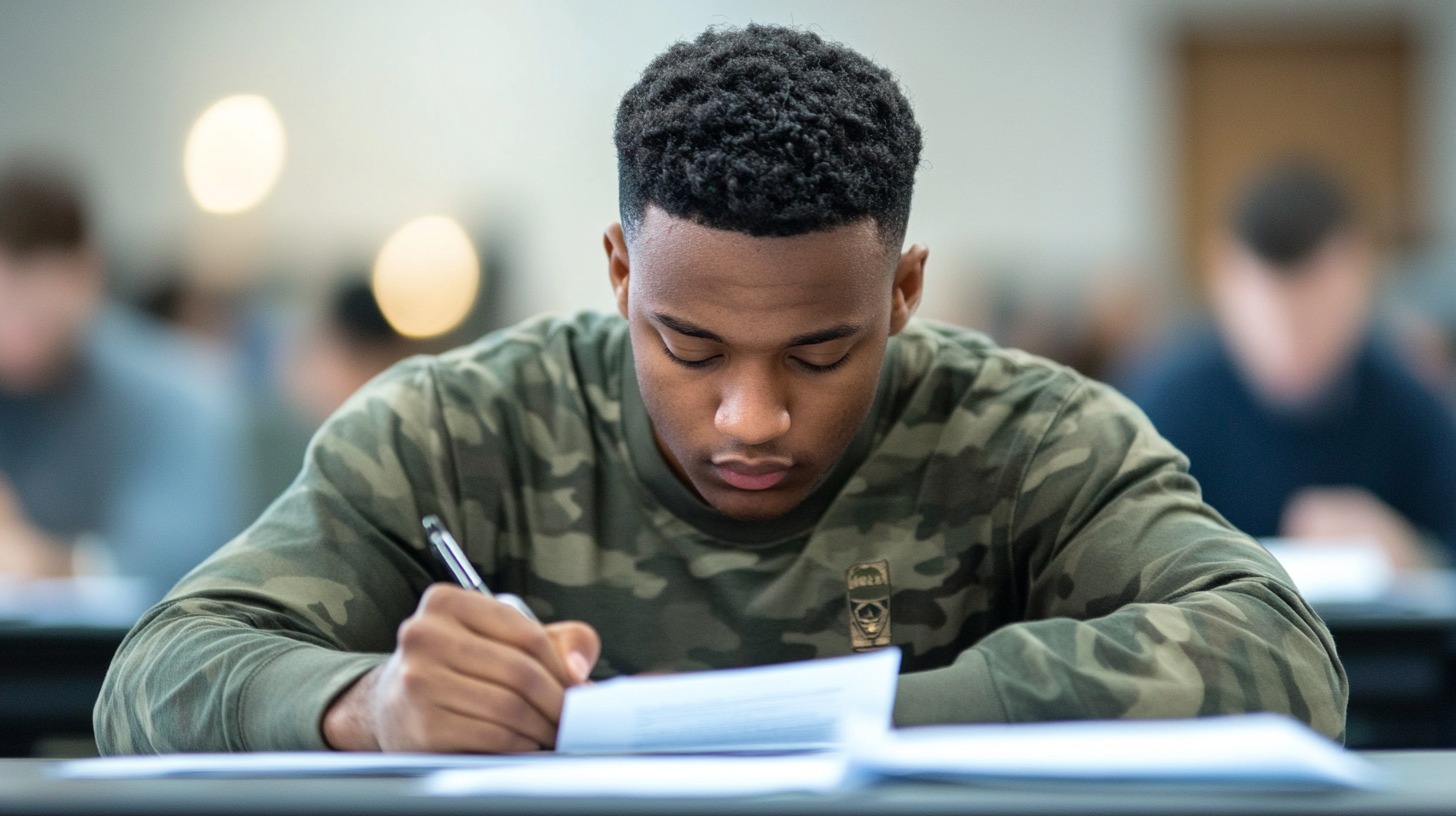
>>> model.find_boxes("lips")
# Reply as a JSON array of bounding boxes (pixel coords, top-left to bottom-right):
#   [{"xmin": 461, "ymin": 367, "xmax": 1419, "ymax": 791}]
[{"xmin": 713, "ymin": 460, "xmax": 791, "ymax": 491}]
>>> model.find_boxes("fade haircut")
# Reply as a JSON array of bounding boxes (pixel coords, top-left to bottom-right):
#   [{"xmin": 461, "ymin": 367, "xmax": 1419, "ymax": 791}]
[
  {"xmin": 0, "ymin": 158, "xmax": 90, "ymax": 256},
  {"xmin": 1232, "ymin": 160, "xmax": 1355, "ymax": 271},
  {"xmin": 614, "ymin": 24, "xmax": 922, "ymax": 248}
]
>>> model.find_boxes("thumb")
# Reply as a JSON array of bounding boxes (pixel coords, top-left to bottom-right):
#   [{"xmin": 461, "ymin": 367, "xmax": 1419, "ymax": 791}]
[{"xmin": 543, "ymin": 620, "xmax": 601, "ymax": 685}]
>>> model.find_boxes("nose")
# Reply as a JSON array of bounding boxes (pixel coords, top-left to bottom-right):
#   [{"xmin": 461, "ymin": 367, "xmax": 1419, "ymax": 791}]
[{"xmin": 714, "ymin": 364, "xmax": 791, "ymax": 446}]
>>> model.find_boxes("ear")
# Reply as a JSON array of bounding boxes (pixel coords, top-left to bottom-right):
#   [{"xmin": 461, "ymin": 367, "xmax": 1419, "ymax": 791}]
[
  {"xmin": 888, "ymin": 243, "xmax": 928, "ymax": 335},
  {"xmin": 604, "ymin": 223, "xmax": 631, "ymax": 319}
]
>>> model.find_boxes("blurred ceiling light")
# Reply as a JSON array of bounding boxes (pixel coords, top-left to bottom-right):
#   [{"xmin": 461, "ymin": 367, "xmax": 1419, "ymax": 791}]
[
  {"xmin": 184, "ymin": 94, "xmax": 287, "ymax": 214},
  {"xmin": 371, "ymin": 215, "xmax": 481, "ymax": 339}
]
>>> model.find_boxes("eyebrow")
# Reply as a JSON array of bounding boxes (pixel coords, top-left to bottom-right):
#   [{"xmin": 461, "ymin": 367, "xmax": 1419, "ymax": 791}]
[
  {"xmin": 651, "ymin": 312, "xmax": 863, "ymax": 347},
  {"xmin": 652, "ymin": 312, "xmax": 723, "ymax": 342},
  {"xmin": 788, "ymin": 324, "xmax": 862, "ymax": 347}
]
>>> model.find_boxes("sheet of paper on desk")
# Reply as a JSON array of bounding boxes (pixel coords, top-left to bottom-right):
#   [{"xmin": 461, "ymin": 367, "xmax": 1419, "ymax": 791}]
[
  {"xmin": 855, "ymin": 713, "xmax": 1385, "ymax": 790},
  {"xmin": 555, "ymin": 646, "xmax": 900, "ymax": 753},
  {"xmin": 424, "ymin": 752, "xmax": 853, "ymax": 798},
  {"xmin": 53, "ymin": 752, "xmax": 531, "ymax": 779}
]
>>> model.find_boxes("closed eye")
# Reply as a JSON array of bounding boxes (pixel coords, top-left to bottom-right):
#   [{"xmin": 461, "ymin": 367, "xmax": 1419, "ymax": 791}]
[
  {"xmin": 795, "ymin": 354, "xmax": 850, "ymax": 373},
  {"xmin": 661, "ymin": 342, "xmax": 719, "ymax": 370}
]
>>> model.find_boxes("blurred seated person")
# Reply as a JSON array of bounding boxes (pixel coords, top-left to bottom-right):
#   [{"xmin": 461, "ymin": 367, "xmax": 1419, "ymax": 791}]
[
  {"xmin": 283, "ymin": 277, "xmax": 433, "ymax": 425},
  {"xmin": 1127, "ymin": 160, "xmax": 1456, "ymax": 570},
  {"xmin": 0, "ymin": 159, "xmax": 247, "ymax": 602}
]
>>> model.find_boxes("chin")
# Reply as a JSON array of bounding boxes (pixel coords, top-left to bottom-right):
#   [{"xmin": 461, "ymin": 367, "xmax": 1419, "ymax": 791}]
[{"xmin": 706, "ymin": 489, "xmax": 800, "ymax": 521}]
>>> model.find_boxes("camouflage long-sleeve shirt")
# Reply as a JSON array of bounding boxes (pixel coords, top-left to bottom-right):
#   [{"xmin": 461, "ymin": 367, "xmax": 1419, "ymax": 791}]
[{"xmin": 94, "ymin": 311, "xmax": 1346, "ymax": 753}]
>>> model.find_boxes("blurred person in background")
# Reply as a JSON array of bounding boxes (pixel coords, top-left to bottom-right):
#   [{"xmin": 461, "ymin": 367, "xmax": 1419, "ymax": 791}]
[
  {"xmin": 1127, "ymin": 160, "xmax": 1456, "ymax": 569},
  {"xmin": 0, "ymin": 159, "xmax": 247, "ymax": 603},
  {"xmin": 283, "ymin": 276, "xmax": 432, "ymax": 425},
  {"xmin": 233, "ymin": 276, "xmax": 431, "ymax": 515}
]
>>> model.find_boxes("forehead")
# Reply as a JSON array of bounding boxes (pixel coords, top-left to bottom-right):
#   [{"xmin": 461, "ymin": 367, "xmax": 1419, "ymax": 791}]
[{"xmin": 628, "ymin": 209, "xmax": 894, "ymax": 330}]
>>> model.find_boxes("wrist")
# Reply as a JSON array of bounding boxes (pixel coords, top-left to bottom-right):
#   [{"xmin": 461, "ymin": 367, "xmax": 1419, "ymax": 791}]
[{"xmin": 321, "ymin": 666, "xmax": 383, "ymax": 751}]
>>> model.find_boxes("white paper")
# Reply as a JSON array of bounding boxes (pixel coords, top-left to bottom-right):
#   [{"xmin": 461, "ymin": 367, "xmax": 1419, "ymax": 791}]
[
  {"xmin": 65, "ymin": 714, "xmax": 1380, "ymax": 795},
  {"xmin": 424, "ymin": 752, "xmax": 852, "ymax": 798},
  {"xmin": 856, "ymin": 714, "xmax": 1384, "ymax": 790},
  {"xmin": 53, "ymin": 752, "xmax": 530, "ymax": 779},
  {"xmin": 1260, "ymin": 539, "xmax": 1394, "ymax": 605},
  {"xmin": 556, "ymin": 648, "xmax": 900, "ymax": 754}
]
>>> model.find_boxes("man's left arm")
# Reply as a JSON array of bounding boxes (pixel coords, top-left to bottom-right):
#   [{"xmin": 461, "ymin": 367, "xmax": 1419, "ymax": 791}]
[{"xmin": 894, "ymin": 381, "xmax": 1348, "ymax": 739}]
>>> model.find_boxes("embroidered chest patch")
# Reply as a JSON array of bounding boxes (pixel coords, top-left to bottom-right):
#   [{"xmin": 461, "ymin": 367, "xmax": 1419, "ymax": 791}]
[{"xmin": 846, "ymin": 559, "xmax": 892, "ymax": 651}]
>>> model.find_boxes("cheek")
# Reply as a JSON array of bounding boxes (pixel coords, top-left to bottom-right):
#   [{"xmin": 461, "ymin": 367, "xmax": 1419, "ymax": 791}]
[
  {"xmin": 791, "ymin": 365, "xmax": 882, "ymax": 446},
  {"xmin": 634, "ymin": 354, "xmax": 710, "ymax": 443}
]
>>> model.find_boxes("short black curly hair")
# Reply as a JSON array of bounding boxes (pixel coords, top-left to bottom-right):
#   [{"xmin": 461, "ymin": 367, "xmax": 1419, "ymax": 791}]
[{"xmin": 615, "ymin": 24, "xmax": 922, "ymax": 247}]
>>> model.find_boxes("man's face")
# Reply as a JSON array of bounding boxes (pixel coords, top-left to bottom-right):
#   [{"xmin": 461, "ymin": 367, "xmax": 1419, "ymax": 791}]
[
  {"xmin": 0, "ymin": 246, "xmax": 102, "ymax": 394},
  {"xmin": 1211, "ymin": 232, "xmax": 1374, "ymax": 408},
  {"xmin": 606, "ymin": 207, "xmax": 924, "ymax": 521}
]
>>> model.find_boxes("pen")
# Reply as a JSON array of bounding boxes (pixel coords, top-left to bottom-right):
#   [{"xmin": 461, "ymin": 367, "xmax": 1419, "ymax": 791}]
[{"xmin": 422, "ymin": 514, "xmax": 538, "ymax": 621}]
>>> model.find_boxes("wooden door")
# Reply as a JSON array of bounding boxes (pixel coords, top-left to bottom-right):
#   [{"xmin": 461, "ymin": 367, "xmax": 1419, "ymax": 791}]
[{"xmin": 1178, "ymin": 28, "xmax": 1417, "ymax": 286}]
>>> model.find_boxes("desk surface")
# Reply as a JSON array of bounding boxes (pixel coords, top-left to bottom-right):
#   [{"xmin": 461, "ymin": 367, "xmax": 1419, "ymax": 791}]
[{"xmin": 0, "ymin": 752, "xmax": 1454, "ymax": 816}]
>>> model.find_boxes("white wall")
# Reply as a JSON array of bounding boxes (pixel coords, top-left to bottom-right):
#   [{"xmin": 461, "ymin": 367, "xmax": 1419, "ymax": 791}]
[{"xmin": 0, "ymin": 0, "xmax": 1452, "ymax": 325}]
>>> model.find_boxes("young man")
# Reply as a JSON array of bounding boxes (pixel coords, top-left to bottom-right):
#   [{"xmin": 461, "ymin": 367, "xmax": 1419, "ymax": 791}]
[
  {"xmin": 1129, "ymin": 162, "xmax": 1456, "ymax": 570},
  {"xmin": 96, "ymin": 25, "xmax": 1344, "ymax": 754}
]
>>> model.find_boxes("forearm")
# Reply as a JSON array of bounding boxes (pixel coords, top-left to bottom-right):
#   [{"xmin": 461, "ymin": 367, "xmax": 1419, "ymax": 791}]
[
  {"xmin": 893, "ymin": 576, "xmax": 1346, "ymax": 738},
  {"xmin": 94, "ymin": 597, "xmax": 385, "ymax": 754},
  {"xmin": 893, "ymin": 648, "xmax": 1007, "ymax": 726}
]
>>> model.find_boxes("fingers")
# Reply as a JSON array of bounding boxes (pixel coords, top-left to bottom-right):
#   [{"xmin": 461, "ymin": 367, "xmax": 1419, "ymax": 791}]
[
  {"xmin": 423, "ymin": 585, "xmax": 579, "ymax": 689},
  {"xmin": 425, "ymin": 711, "xmax": 544, "ymax": 755},
  {"xmin": 544, "ymin": 620, "xmax": 602, "ymax": 684},
  {"xmin": 440, "ymin": 680, "xmax": 558, "ymax": 748},
  {"xmin": 392, "ymin": 652, "xmax": 560, "ymax": 748},
  {"xmin": 376, "ymin": 670, "xmax": 546, "ymax": 754},
  {"xmin": 370, "ymin": 585, "xmax": 601, "ymax": 753},
  {"xmin": 401, "ymin": 610, "xmax": 567, "ymax": 726}
]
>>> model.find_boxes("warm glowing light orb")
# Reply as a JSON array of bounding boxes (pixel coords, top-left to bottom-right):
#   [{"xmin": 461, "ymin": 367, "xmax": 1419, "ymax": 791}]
[
  {"xmin": 183, "ymin": 94, "xmax": 287, "ymax": 214},
  {"xmin": 371, "ymin": 216, "xmax": 481, "ymax": 339}
]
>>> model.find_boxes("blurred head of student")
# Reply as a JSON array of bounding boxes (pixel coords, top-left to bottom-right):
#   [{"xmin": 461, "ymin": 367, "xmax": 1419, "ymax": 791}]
[
  {"xmin": 284, "ymin": 277, "xmax": 425, "ymax": 424},
  {"xmin": 1209, "ymin": 162, "xmax": 1373, "ymax": 409},
  {"xmin": 0, "ymin": 161, "xmax": 104, "ymax": 396},
  {"xmin": 604, "ymin": 25, "xmax": 926, "ymax": 522}
]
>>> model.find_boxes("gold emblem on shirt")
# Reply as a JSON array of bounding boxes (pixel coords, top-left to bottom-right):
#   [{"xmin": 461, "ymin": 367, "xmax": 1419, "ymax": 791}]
[{"xmin": 846, "ymin": 560, "xmax": 892, "ymax": 651}]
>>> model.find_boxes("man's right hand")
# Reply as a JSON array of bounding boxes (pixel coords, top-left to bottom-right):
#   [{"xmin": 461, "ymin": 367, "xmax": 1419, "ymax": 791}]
[{"xmin": 322, "ymin": 584, "xmax": 600, "ymax": 753}]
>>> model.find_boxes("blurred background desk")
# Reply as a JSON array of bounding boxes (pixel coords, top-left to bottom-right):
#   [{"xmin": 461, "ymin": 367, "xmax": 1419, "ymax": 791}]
[
  {"xmin": 0, "ymin": 752, "xmax": 1453, "ymax": 816},
  {"xmin": 1318, "ymin": 570, "xmax": 1456, "ymax": 749},
  {"xmin": 0, "ymin": 625, "xmax": 129, "ymax": 758},
  {"xmin": 0, "ymin": 578, "xmax": 142, "ymax": 757}
]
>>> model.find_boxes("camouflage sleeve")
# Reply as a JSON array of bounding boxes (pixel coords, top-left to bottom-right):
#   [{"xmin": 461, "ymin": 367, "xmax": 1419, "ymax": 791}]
[
  {"xmin": 893, "ymin": 380, "xmax": 1348, "ymax": 739},
  {"xmin": 93, "ymin": 359, "xmax": 454, "ymax": 753}
]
